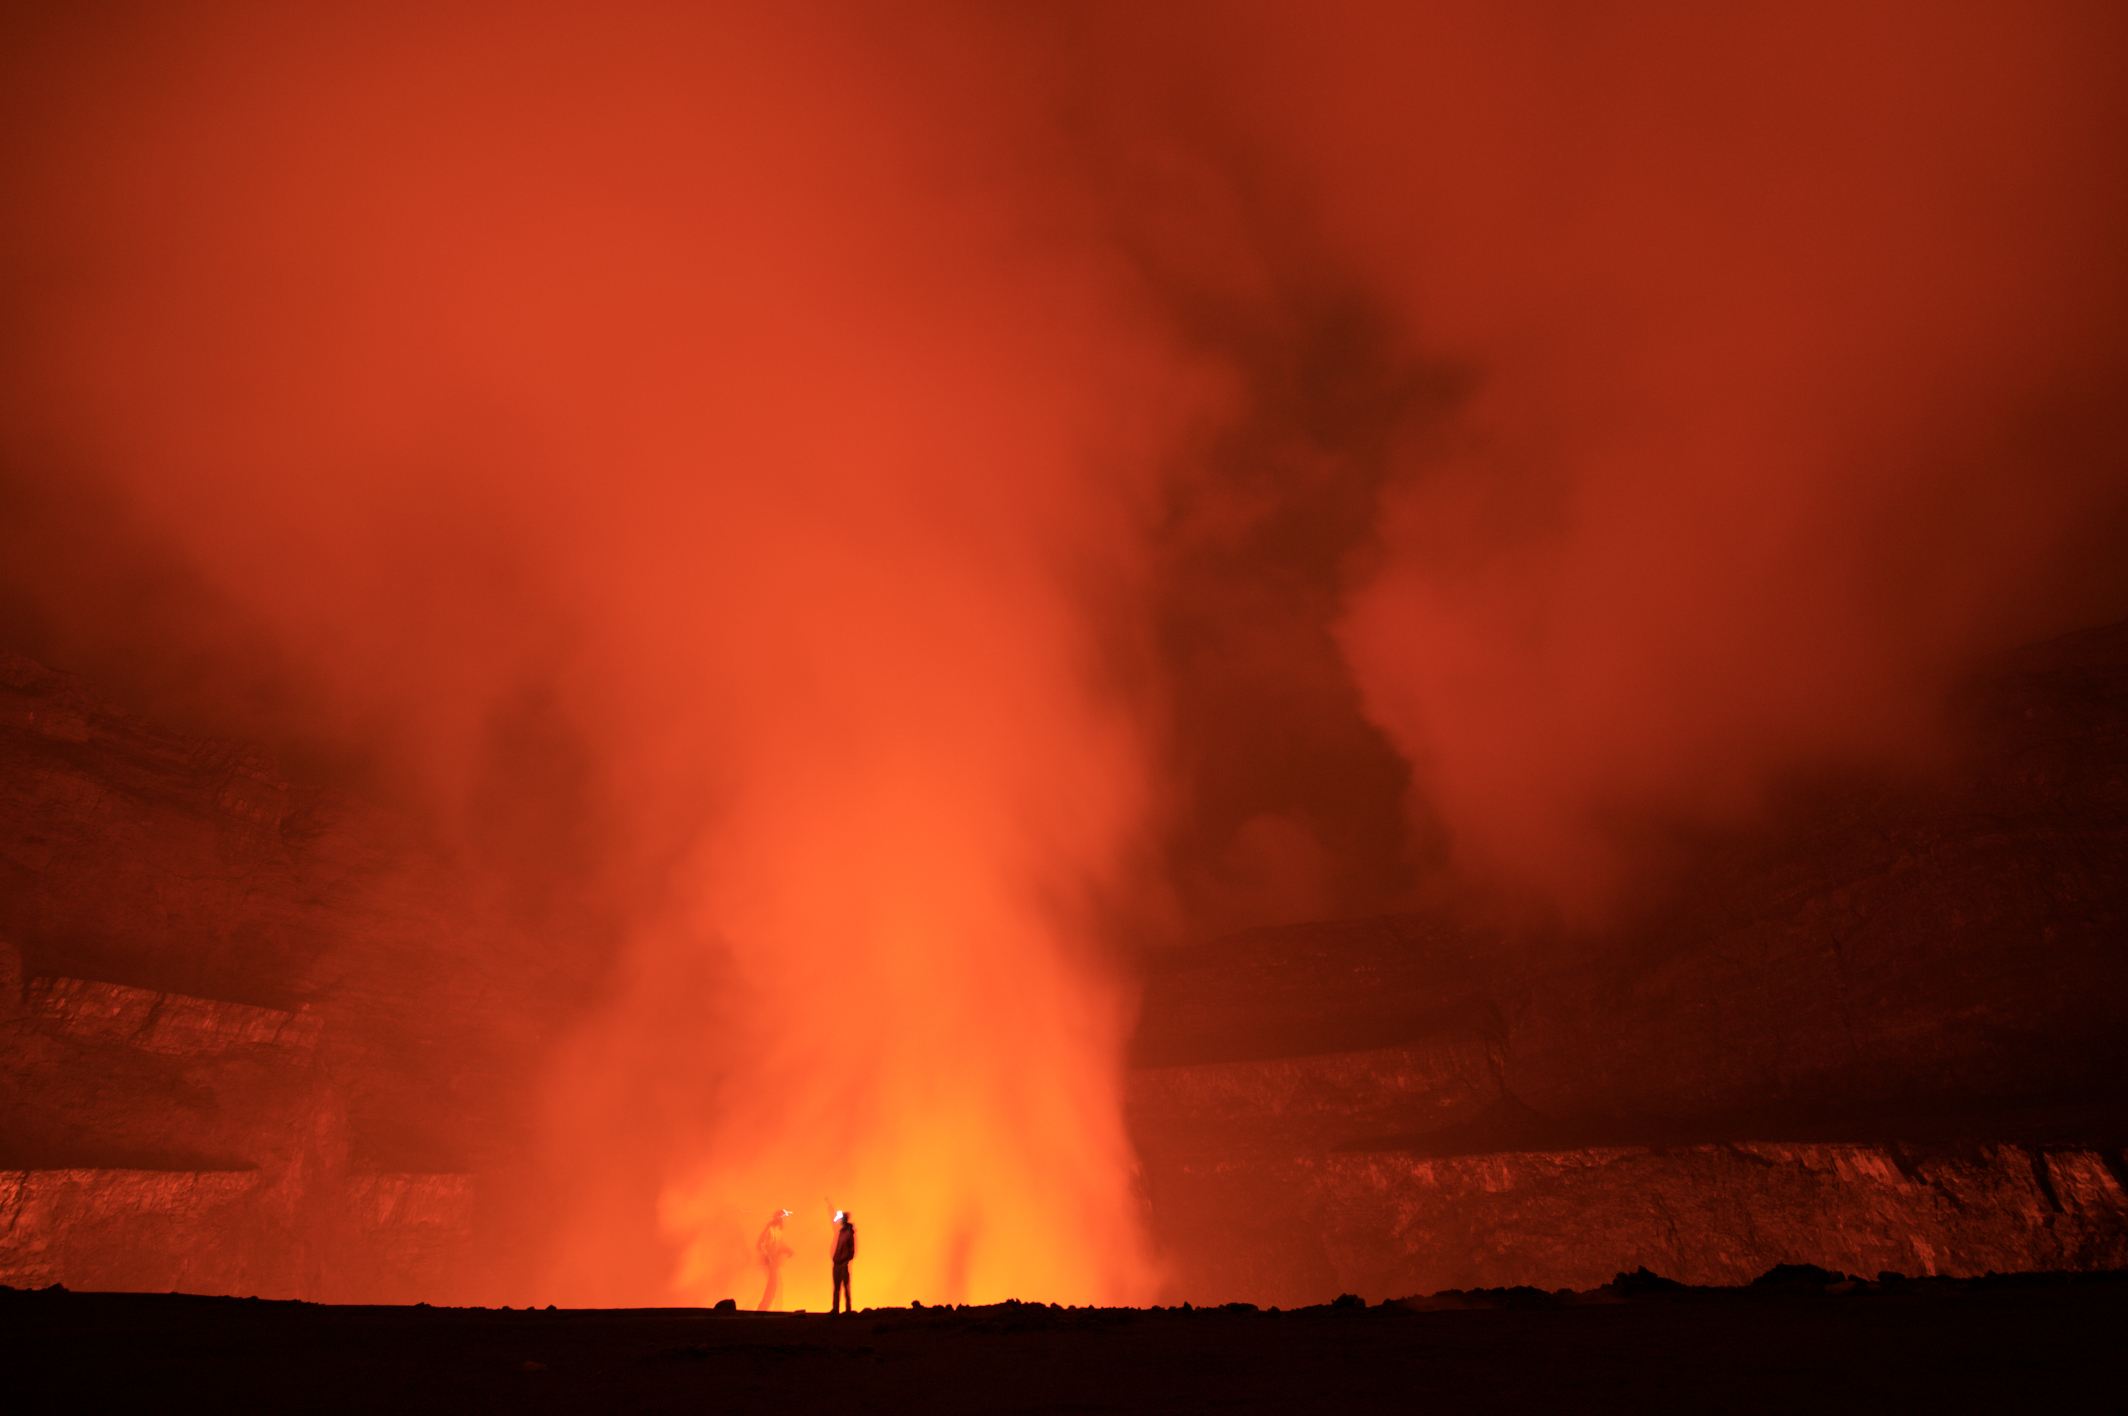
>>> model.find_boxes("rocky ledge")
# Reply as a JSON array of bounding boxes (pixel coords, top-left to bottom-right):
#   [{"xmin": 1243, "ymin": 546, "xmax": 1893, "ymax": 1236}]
[{"xmin": 1129, "ymin": 620, "xmax": 2128, "ymax": 1305}]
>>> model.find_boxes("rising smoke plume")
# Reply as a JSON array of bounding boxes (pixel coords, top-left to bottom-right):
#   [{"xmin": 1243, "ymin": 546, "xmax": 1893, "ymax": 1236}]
[{"xmin": 2, "ymin": 0, "xmax": 2124, "ymax": 1303}]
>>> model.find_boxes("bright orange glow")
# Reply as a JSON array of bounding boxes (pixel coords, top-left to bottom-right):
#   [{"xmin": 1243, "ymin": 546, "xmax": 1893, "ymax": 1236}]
[
  {"xmin": 2, "ymin": 0, "xmax": 2124, "ymax": 1307},
  {"xmin": 0, "ymin": 3, "xmax": 1177, "ymax": 1307},
  {"xmin": 541, "ymin": 468, "xmax": 1167, "ymax": 1307}
]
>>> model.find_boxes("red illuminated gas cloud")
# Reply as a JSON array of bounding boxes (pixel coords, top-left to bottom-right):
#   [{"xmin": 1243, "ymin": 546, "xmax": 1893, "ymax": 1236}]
[
  {"xmin": 1216, "ymin": 0, "xmax": 2128, "ymax": 907},
  {"xmin": 0, "ymin": 0, "xmax": 2122, "ymax": 1303}
]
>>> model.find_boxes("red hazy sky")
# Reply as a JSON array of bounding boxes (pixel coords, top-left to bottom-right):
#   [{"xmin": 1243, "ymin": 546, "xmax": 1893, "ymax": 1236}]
[{"xmin": 2, "ymin": 0, "xmax": 2123, "ymax": 1302}]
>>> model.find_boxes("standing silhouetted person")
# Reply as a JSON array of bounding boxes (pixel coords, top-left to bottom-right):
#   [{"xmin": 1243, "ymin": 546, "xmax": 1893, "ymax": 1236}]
[
  {"xmin": 830, "ymin": 1210, "xmax": 857, "ymax": 1314},
  {"xmin": 755, "ymin": 1209, "xmax": 793, "ymax": 1311}
]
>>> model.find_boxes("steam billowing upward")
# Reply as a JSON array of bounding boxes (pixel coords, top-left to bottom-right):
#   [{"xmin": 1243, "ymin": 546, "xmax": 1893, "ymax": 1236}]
[
  {"xmin": 1286, "ymin": 1, "xmax": 2128, "ymax": 908},
  {"xmin": 2, "ymin": 1, "xmax": 2123, "ymax": 1303}
]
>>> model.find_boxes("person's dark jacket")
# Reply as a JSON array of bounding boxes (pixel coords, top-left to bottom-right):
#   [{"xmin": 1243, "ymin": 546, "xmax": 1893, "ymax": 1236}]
[{"xmin": 833, "ymin": 1223, "xmax": 857, "ymax": 1266}]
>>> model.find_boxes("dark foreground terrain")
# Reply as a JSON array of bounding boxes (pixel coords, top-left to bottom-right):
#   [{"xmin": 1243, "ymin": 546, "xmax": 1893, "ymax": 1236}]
[{"xmin": 7, "ymin": 1274, "xmax": 2126, "ymax": 1414}]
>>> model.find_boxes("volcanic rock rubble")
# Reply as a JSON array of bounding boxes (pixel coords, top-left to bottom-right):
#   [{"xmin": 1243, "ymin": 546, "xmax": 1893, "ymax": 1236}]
[{"xmin": 2, "ymin": 622, "xmax": 2125, "ymax": 1305}]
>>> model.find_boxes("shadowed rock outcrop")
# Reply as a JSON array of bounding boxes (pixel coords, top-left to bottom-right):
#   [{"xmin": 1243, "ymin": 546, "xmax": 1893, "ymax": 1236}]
[
  {"xmin": 0, "ymin": 652, "xmax": 577, "ymax": 1300},
  {"xmin": 1130, "ymin": 620, "xmax": 2128, "ymax": 1306}
]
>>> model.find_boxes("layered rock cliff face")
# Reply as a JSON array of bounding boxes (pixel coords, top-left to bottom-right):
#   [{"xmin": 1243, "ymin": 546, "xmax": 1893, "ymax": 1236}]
[
  {"xmin": 0, "ymin": 652, "xmax": 571, "ymax": 1301},
  {"xmin": 1128, "ymin": 620, "xmax": 2128, "ymax": 1305},
  {"xmin": 5, "ymin": 619, "xmax": 2124, "ymax": 1305}
]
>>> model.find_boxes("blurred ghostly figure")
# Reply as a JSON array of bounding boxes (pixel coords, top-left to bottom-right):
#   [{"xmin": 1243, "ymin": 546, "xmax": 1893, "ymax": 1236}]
[
  {"xmin": 830, "ymin": 1210, "xmax": 857, "ymax": 1314},
  {"xmin": 755, "ymin": 1209, "xmax": 793, "ymax": 1311}
]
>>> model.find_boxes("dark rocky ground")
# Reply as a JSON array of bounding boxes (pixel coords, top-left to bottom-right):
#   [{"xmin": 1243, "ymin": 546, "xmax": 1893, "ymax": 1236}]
[{"xmin": 7, "ymin": 1274, "xmax": 2126, "ymax": 1414}]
